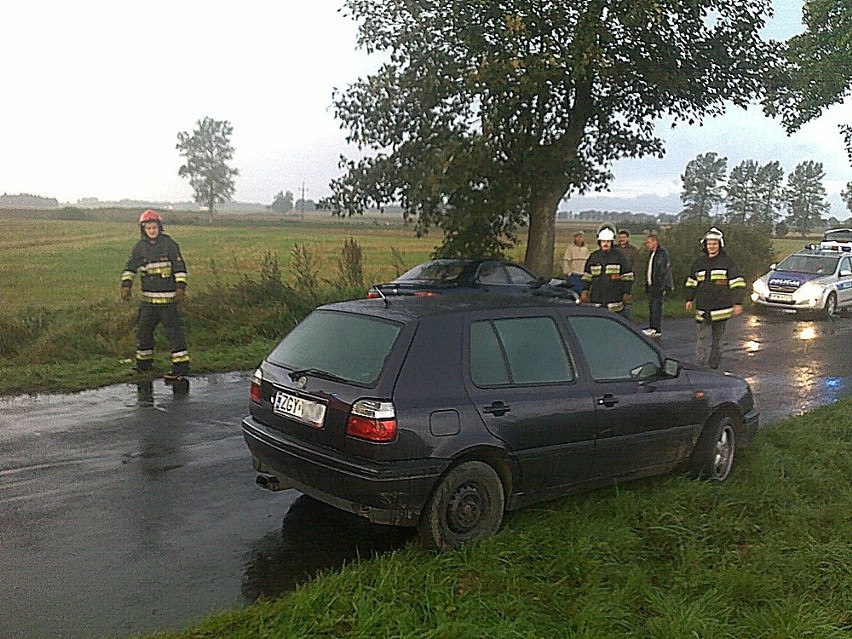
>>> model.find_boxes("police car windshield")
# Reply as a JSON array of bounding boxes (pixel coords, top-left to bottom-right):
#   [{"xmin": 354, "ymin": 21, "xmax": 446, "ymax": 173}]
[{"xmin": 776, "ymin": 254, "xmax": 839, "ymax": 275}]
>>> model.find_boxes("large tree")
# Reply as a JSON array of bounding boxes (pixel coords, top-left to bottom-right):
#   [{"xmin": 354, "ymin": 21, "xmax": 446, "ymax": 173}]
[
  {"xmin": 176, "ymin": 116, "xmax": 239, "ymax": 223},
  {"xmin": 724, "ymin": 159, "xmax": 784, "ymax": 229},
  {"xmin": 680, "ymin": 152, "xmax": 727, "ymax": 221},
  {"xmin": 327, "ymin": 0, "xmax": 779, "ymax": 276},
  {"xmin": 784, "ymin": 161, "xmax": 829, "ymax": 236}
]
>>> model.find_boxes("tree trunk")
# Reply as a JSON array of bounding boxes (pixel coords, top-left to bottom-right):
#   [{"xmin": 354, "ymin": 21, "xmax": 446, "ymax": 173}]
[{"xmin": 524, "ymin": 186, "xmax": 565, "ymax": 278}]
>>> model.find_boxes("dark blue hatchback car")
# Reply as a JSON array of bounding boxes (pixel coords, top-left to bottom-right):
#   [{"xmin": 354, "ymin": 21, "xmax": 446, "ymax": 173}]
[{"xmin": 242, "ymin": 296, "xmax": 758, "ymax": 551}]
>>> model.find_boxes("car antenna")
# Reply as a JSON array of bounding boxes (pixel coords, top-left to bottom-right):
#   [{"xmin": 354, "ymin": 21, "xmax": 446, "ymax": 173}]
[{"xmin": 374, "ymin": 286, "xmax": 390, "ymax": 307}]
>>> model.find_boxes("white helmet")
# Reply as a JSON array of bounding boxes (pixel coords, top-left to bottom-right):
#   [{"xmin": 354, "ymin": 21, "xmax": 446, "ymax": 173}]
[
  {"xmin": 597, "ymin": 224, "xmax": 617, "ymax": 243},
  {"xmin": 701, "ymin": 227, "xmax": 725, "ymax": 249}
]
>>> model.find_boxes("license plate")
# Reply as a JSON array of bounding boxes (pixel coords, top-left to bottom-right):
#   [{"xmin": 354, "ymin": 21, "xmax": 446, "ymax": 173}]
[
  {"xmin": 769, "ymin": 293, "xmax": 793, "ymax": 302},
  {"xmin": 272, "ymin": 390, "xmax": 326, "ymax": 428}
]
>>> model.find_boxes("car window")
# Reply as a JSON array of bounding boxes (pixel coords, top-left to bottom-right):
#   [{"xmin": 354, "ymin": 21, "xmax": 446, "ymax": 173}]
[
  {"xmin": 568, "ymin": 316, "xmax": 660, "ymax": 382},
  {"xmin": 824, "ymin": 230, "xmax": 852, "ymax": 242},
  {"xmin": 475, "ymin": 262, "xmax": 510, "ymax": 285},
  {"xmin": 505, "ymin": 264, "xmax": 538, "ymax": 285},
  {"xmin": 840, "ymin": 257, "xmax": 851, "ymax": 274},
  {"xmin": 470, "ymin": 317, "xmax": 574, "ymax": 386},
  {"xmin": 267, "ymin": 310, "xmax": 402, "ymax": 386}
]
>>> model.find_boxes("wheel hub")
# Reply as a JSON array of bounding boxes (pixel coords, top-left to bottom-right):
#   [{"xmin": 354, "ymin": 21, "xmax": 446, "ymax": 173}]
[{"xmin": 447, "ymin": 484, "xmax": 483, "ymax": 533}]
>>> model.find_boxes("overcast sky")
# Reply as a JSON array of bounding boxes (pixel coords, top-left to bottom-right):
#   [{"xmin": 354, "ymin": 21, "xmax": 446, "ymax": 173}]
[{"xmin": 1, "ymin": 0, "xmax": 849, "ymax": 216}]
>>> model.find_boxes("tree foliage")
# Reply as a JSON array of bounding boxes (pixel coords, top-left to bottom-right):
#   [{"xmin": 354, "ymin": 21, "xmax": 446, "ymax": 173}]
[
  {"xmin": 764, "ymin": 0, "xmax": 852, "ymax": 132},
  {"xmin": 680, "ymin": 152, "xmax": 727, "ymax": 221},
  {"xmin": 725, "ymin": 160, "xmax": 784, "ymax": 230},
  {"xmin": 176, "ymin": 117, "xmax": 239, "ymax": 222},
  {"xmin": 327, "ymin": 0, "xmax": 779, "ymax": 276},
  {"xmin": 785, "ymin": 161, "xmax": 829, "ymax": 236},
  {"xmin": 270, "ymin": 190, "xmax": 294, "ymax": 214}
]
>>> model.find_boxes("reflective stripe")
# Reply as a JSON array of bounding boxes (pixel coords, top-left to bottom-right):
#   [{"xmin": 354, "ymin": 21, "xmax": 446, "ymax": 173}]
[
  {"xmin": 171, "ymin": 351, "xmax": 190, "ymax": 363},
  {"xmin": 729, "ymin": 277, "xmax": 746, "ymax": 289},
  {"xmin": 621, "ymin": 271, "xmax": 634, "ymax": 281},
  {"xmin": 694, "ymin": 310, "xmax": 706, "ymax": 323},
  {"xmin": 174, "ymin": 272, "xmax": 187, "ymax": 283},
  {"xmin": 710, "ymin": 307, "xmax": 734, "ymax": 321},
  {"xmin": 695, "ymin": 270, "xmax": 706, "ymax": 279},
  {"xmin": 710, "ymin": 269, "xmax": 728, "ymax": 280},
  {"xmin": 136, "ymin": 349, "xmax": 154, "ymax": 360},
  {"xmin": 606, "ymin": 302, "xmax": 624, "ymax": 313},
  {"xmin": 604, "ymin": 264, "xmax": 621, "ymax": 274},
  {"xmin": 590, "ymin": 265, "xmax": 602, "ymax": 276},
  {"xmin": 582, "ymin": 273, "xmax": 593, "ymax": 282},
  {"xmin": 685, "ymin": 278, "xmax": 698, "ymax": 288}
]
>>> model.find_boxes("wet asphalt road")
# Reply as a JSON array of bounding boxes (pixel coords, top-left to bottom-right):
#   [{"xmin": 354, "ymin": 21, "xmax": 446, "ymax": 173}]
[{"xmin": 1, "ymin": 311, "xmax": 851, "ymax": 639}]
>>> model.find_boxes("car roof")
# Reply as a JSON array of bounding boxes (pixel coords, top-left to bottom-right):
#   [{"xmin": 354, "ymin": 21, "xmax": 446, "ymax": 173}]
[{"xmin": 315, "ymin": 295, "xmax": 600, "ymax": 322}]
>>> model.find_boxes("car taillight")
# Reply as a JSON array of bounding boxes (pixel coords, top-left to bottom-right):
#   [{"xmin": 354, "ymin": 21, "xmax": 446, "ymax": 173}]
[
  {"xmin": 250, "ymin": 368, "xmax": 262, "ymax": 404},
  {"xmin": 367, "ymin": 290, "xmax": 381, "ymax": 299},
  {"xmin": 346, "ymin": 400, "xmax": 397, "ymax": 442},
  {"xmin": 414, "ymin": 291, "xmax": 440, "ymax": 297}
]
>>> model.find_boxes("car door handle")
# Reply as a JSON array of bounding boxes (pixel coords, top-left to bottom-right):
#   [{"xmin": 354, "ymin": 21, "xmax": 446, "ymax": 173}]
[
  {"xmin": 482, "ymin": 401, "xmax": 511, "ymax": 416},
  {"xmin": 597, "ymin": 394, "xmax": 619, "ymax": 407}
]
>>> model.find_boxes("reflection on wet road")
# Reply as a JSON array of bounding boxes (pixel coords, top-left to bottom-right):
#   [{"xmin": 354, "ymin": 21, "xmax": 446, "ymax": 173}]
[{"xmin": 1, "ymin": 313, "xmax": 851, "ymax": 638}]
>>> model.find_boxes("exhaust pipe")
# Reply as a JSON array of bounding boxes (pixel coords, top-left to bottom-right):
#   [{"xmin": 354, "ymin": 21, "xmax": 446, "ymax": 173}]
[{"xmin": 255, "ymin": 474, "xmax": 290, "ymax": 491}]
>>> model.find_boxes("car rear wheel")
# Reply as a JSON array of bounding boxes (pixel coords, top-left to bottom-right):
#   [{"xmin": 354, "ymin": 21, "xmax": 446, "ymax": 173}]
[
  {"xmin": 821, "ymin": 292, "xmax": 838, "ymax": 319},
  {"xmin": 417, "ymin": 461, "xmax": 505, "ymax": 551},
  {"xmin": 689, "ymin": 415, "xmax": 737, "ymax": 482}
]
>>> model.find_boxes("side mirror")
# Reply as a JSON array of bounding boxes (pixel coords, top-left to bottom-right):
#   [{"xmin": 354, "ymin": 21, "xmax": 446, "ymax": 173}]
[
  {"xmin": 663, "ymin": 358, "xmax": 682, "ymax": 378},
  {"xmin": 769, "ymin": 263, "xmax": 777, "ymax": 270},
  {"xmin": 840, "ymin": 269, "xmax": 852, "ymax": 278}
]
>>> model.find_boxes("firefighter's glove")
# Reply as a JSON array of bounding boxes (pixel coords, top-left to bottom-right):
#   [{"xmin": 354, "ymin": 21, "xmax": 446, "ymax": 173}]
[
  {"xmin": 120, "ymin": 286, "xmax": 131, "ymax": 301},
  {"xmin": 623, "ymin": 294, "xmax": 633, "ymax": 305},
  {"xmin": 580, "ymin": 290, "xmax": 590, "ymax": 303},
  {"xmin": 174, "ymin": 288, "xmax": 186, "ymax": 303}
]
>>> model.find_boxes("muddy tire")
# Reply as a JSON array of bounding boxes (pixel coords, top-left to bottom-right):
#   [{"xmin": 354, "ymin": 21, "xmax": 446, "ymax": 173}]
[
  {"xmin": 689, "ymin": 415, "xmax": 737, "ymax": 482},
  {"xmin": 417, "ymin": 461, "xmax": 504, "ymax": 551}
]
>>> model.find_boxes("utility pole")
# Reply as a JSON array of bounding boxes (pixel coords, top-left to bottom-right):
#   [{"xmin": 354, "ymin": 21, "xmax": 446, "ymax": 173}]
[{"xmin": 299, "ymin": 181, "xmax": 308, "ymax": 220}]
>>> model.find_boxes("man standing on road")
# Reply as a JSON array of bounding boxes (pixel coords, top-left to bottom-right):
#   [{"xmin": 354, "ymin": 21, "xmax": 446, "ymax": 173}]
[
  {"xmin": 121, "ymin": 210, "xmax": 190, "ymax": 379},
  {"xmin": 617, "ymin": 229, "xmax": 639, "ymax": 319},
  {"xmin": 684, "ymin": 227, "xmax": 745, "ymax": 369},
  {"xmin": 642, "ymin": 232, "xmax": 674, "ymax": 338},
  {"xmin": 581, "ymin": 225, "xmax": 634, "ymax": 313},
  {"xmin": 562, "ymin": 231, "xmax": 590, "ymax": 294}
]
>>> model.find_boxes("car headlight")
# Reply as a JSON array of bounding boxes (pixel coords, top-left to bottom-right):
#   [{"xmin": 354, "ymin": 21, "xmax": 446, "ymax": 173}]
[
  {"xmin": 752, "ymin": 278, "xmax": 769, "ymax": 298},
  {"xmin": 793, "ymin": 281, "xmax": 824, "ymax": 302}
]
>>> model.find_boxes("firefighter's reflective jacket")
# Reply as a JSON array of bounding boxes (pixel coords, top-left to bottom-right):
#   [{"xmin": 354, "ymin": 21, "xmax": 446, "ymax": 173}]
[
  {"xmin": 582, "ymin": 248, "xmax": 634, "ymax": 312},
  {"xmin": 121, "ymin": 234, "xmax": 187, "ymax": 304},
  {"xmin": 684, "ymin": 252, "xmax": 746, "ymax": 322}
]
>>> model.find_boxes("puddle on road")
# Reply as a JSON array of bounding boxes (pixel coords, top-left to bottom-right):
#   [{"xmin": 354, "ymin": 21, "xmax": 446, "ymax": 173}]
[{"xmin": 241, "ymin": 494, "xmax": 414, "ymax": 603}]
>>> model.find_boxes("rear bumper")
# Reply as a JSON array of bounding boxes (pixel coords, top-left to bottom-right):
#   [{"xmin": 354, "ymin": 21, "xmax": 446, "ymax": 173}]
[{"xmin": 242, "ymin": 416, "xmax": 449, "ymax": 526}]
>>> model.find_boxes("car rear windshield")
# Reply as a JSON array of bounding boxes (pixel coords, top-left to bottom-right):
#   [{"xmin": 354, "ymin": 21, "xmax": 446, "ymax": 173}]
[
  {"xmin": 776, "ymin": 254, "xmax": 839, "ymax": 275},
  {"xmin": 824, "ymin": 230, "xmax": 852, "ymax": 242},
  {"xmin": 266, "ymin": 310, "xmax": 403, "ymax": 386},
  {"xmin": 397, "ymin": 260, "xmax": 465, "ymax": 282}
]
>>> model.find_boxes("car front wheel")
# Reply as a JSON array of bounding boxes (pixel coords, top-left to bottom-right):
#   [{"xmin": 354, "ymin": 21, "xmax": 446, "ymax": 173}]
[
  {"xmin": 417, "ymin": 461, "xmax": 505, "ymax": 551},
  {"xmin": 822, "ymin": 292, "xmax": 838, "ymax": 319},
  {"xmin": 689, "ymin": 415, "xmax": 737, "ymax": 482}
]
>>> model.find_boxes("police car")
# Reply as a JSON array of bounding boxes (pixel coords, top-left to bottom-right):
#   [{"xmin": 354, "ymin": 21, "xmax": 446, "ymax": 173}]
[{"xmin": 751, "ymin": 239, "xmax": 852, "ymax": 317}]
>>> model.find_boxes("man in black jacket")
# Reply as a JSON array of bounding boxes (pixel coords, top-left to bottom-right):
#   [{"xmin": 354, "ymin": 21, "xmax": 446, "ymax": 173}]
[
  {"xmin": 642, "ymin": 233, "xmax": 673, "ymax": 338},
  {"xmin": 684, "ymin": 227, "xmax": 745, "ymax": 369},
  {"xmin": 120, "ymin": 210, "xmax": 190, "ymax": 379}
]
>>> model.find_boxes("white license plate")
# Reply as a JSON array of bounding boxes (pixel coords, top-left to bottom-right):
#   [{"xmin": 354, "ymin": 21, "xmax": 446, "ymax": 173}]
[
  {"xmin": 272, "ymin": 390, "xmax": 326, "ymax": 428},
  {"xmin": 769, "ymin": 293, "xmax": 793, "ymax": 302}
]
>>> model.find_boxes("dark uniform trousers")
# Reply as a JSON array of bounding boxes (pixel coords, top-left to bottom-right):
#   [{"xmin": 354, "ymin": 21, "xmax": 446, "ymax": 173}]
[{"xmin": 136, "ymin": 303, "xmax": 189, "ymax": 375}]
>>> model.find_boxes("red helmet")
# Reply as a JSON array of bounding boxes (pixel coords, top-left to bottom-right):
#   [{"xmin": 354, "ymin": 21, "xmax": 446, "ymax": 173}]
[{"xmin": 139, "ymin": 209, "xmax": 163, "ymax": 225}]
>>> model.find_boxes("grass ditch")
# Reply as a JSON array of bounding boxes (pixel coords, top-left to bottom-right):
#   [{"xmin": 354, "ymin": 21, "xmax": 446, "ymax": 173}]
[{"xmin": 142, "ymin": 397, "xmax": 852, "ymax": 638}]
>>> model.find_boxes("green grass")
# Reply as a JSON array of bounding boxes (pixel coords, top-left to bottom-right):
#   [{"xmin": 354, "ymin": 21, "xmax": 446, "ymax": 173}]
[{"xmin": 139, "ymin": 398, "xmax": 852, "ymax": 639}]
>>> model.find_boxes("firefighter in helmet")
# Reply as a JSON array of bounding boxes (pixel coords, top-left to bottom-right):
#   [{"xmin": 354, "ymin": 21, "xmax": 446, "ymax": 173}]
[
  {"xmin": 120, "ymin": 210, "xmax": 190, "ymax": 378},
  {"xmin": 580, "ymin": 224, "xmax": 634, "ymax": 313},
  {"xmin": 684, "ymin": 227, "xmax": 746, "ymax": 369}
]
